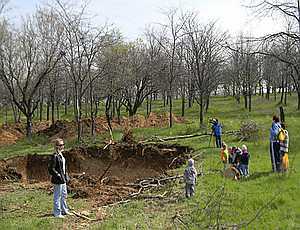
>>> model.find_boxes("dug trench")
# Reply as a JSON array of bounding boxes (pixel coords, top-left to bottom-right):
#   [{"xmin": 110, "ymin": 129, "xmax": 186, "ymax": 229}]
[{"xmin": 0, "ymin": 142, "xmax": 192, "ymax": 206}]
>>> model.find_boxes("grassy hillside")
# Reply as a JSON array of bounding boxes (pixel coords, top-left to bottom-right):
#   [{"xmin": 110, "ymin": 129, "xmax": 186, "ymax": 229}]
[{"xmin": 1, "ymin": 94, "xmax": 299, "ymax": 229}]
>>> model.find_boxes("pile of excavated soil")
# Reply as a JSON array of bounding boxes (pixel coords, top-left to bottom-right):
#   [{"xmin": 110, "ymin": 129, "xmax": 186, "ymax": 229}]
[
  {"xmin": 0, "ymin": 125, "xmax": 24, "ymax": 146},
  {"xmin": 0, "ymin": 121, "xmax": 51, "ymax": 146},
  {"xmin": 0, "ymin": 112, "xmax": 185, "ymax": 145},
  {"xmin": 115, "ymin": 112, "xmax": 184, "ymax": 129},
  {"xmin": 37, "ymin": 112, "xmax": 185, "ymax": 141},
  {"xmin": 0, "ymin": 143, "xmax": 191, "ymax": 205}
]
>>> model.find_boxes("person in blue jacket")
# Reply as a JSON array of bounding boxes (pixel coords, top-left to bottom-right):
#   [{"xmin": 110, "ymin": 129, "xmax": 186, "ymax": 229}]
[
  {"xmin": 270, "ymin": 115, "xmax": 281, "ymax": 172},
  {"xmin": 212, "ymin": 119, "xmax": 222, "ymax": 148}
]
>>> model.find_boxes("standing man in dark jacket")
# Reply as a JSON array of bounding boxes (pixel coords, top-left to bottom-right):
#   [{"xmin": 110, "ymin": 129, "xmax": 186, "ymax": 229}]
[
  {"xmin": 269, "ymin": 116, "xmax": 281, "ymax": 172},
  {"xmin": 212, "ymin": 119, "xmax": 222, "ymax": 148},
  {"xmin": 48, "ymin": 138, "xmax": 71, "ymax": 218}
]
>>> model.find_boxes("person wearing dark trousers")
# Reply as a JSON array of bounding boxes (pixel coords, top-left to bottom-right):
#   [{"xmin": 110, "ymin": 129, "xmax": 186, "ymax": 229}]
[
  {"xmin": 269, "ymin": 116, "xmax": 281, "ymax": 172},
  {"xmin": 212, "ymin": 119, "xmax": 222, "ymax": 148},
  {"xmin": 48, "ymin": 138, "xmax": 72, "ymax": 218}
]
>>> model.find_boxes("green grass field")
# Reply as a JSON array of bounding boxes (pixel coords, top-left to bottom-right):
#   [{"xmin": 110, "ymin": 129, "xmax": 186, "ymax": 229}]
[{"xmin": 1, "ymin": 94, "xmax": 300, "ymax": 229}]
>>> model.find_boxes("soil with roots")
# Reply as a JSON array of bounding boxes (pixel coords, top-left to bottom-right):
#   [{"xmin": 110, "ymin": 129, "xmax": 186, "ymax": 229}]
[{"xmin": 0, "ymin": 142, "xmax": 192, "ymax": 206}]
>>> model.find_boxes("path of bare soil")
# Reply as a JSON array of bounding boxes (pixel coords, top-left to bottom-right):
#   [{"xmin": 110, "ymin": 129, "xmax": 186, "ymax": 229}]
[{"xmin": 0, "ymin": 142, "xmax": 192, "ymax": 207}]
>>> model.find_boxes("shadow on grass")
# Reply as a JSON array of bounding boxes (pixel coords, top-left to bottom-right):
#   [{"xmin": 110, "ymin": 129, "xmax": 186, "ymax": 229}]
[
  {"xmin": 38, "ymin": 213, "xmax": 53, "ymax": 218},
  {"xmin": 246, "ymin": 171, "xmax": 273, "ymax": 181}
]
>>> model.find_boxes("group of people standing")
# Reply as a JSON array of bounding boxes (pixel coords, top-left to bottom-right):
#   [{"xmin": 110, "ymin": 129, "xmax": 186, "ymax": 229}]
[
  {"xmin": 269, "ymin": 115, "xmax": 289, "ymax": 173},
  {"xmin": 221, "ymin": 142, "xmax": 250, "ymax": 178}
]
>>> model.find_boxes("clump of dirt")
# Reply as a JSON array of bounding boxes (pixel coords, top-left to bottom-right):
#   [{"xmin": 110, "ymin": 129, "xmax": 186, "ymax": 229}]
[
  {"xmin": 37, "ymin": 120, "xmax": 71, "ymax": 140},
  {"xmin": 0, "ymin": 160, "xmax": 22, "ymax": 181},
  {"xmin": 0, "ymin": 121, "xmax": 51, "ymax": 146},
  {"xmin": 121, "ymin": 128, "xmax": 135, "ymax": 144},
  {"xmin": 117, "ymin": 112, "xmax": 184, "ymax": 129},
  {"xmin": 0, "ymin": 142, "xmax": 191, "ymax": 206},
  {"xmin": 0, "ymin": 124, "xmax": 24, "ymax": 146}
]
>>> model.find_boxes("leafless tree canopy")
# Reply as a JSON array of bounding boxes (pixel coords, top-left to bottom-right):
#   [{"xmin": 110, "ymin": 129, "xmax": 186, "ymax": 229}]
[{"xmin": 0, "ymin": 1, "xmax": 298, "ymax": 141}]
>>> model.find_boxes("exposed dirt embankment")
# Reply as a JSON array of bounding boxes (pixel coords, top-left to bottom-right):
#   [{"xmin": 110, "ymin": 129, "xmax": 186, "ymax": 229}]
[{"xmin": 0, "ymin": 142, "xmax": 192, "ymax": 206}]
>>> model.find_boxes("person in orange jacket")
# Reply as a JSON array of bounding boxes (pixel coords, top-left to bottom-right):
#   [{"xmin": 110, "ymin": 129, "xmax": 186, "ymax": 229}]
[{"xmin": 220, "ymin": 142, "xmax": 229, "ymax": 171}]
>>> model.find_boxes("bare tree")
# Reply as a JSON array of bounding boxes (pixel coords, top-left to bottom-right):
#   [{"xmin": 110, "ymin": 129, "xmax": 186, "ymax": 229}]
[
  {"xmin": 247, "ymin": 0, "xmax": 300, "ymax": 109},
  {"xmin": 54, "ymin": 0, "xmax": 113, "ymax": 142},
  {"xmin": 0, "ymin": 8, "xmax": 64, "ymax": 140},
  {"xmin": 153, "ymin": 9, "xmax": 188, "ymax": 127},
  {"xmin": 183, "ymin": 16, "xmax": 227, "ymax": 125}
]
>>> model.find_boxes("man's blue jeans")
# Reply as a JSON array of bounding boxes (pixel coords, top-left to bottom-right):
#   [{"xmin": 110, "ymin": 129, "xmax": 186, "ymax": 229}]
[
  {"xmin": 53, "ymin": 183, "xmax": 68, "ymax": 216},
  {"xmin": 215, "ymin": 135, "xmax": 222, "ymax": 148}
]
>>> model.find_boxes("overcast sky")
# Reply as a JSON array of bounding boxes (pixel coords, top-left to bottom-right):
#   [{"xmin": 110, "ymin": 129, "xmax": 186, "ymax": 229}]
[{"xmin": 8, "ymin": 0, "xmax": 282, "ymax": 40}]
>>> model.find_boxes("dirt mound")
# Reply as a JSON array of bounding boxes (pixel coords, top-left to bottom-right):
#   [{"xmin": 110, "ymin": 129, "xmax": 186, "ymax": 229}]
[
  {"xmin": 0, "ymin": 160, "xmax": 22, "ymax": 180},
  {"xmin": 0, "ymin": 121, "xmax": 51, "ymax": 146},
  {"xmin": 0, "ymin": 112, "xmax": 185, "ymax": 145},
  {"xmin": 0, "ymin": 125, "xmax": 24, "ymax": 146},
  {"xmin": 0, "ymin": 142, "xmax": 191, "ymax": 205},
  {"xmin": 117, "ymin": 112, "xmax": 184, "ymax": 129},
  {"xmin": 38, "ymin": 120, "xmax": 71, "ymax": 139}
]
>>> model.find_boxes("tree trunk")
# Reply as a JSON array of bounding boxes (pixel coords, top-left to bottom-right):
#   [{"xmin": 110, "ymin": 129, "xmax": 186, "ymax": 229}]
[
  {"xmin": 181, "ymin": 94, "xmax": 185, "ymax": 117},
  {"xmin": 146, "ymin": 96, "xmax": 149, "ymax": 116},
  {"xmin": 85, "ymin": 98, "xmax": 88, "ymax": 118},
  {"xmin": 266, "ymin": 83, "xmax": 270, "ymax": 100},
  {"xmin": 199, "ymin": 95, "xmax": 204, "ymax": 127},
  {"xmin": 76, "ymin": 100, "xmax": 82, "ymax": 143},
  {"xmin": 284, "ymin": 84, "xmax": 288, "ymax": 106},
  {"xmin": 117, "ymin": 106, "xmax": 121, "ymax": 124},
  {"xmin": 89, "ymin": 84, "xmax": 96, "ymax": 141},
  {"xmin": 280, "ymin": 77, "xmax": 284, "ymax": 104},
  {"xmin": 4, "ymin": 104, "xmax": 8, "ymax": 125},
  {"xmin": 244, "ymin": 93, "xmax": 248, "ymax": 109},
  {"xmin": 248, "ymin": 90, "xmax": 252, "ymax": 112},
  {"xmin": 149, "ymin": 94, "xmax": 152, "ymax": 114},
  {"xmin": 112, "ymin": 98, "xmax": 116, "ymax": 118},
  {"xmin": 232, "ymin": 81, "xmax": 236, "ymax": 97},
  {"xmin": 169, "ymin": 95, "xmax": 173, "ymax": 128},
  {"xmin": 64, "ymin": 80, "xmax": 68, "ymax": 116},
  {"xmin": 105, "ymin": 96, "xmax": 113, "ymax": 140},
  {"xmin": 56, "ymin": 101, "xmax": 60, "ymax": 121},
  {"xmin": 51, "ymin": 96, "xmax": 55, "ymax": 124},
  {"xmin": 75, "ymin": 84, "xmax": 82, "ymax": 143},
  {"xmin": 26, "ymin": 114, "xmax": 33, "ymax": 142},
  {"xmin": 11, "ymin": 102, "xmax": 19, "ymax": 123},
  {"xmin": 279, "ymin": 106, "xmax": 285, "ymax": 123},
  {"xmin": 298, "ymin": 91, "xmax": 300, "ymax": 110},
  {"xmin": 46, "ymin": 99, "xmax": 50, "ymax": 121},
  {"xmin": 205, "ymin": 96, "xmax": 210, "ymax": 113},
  {"xmin": 39, "ymin": 95, "xmax": 43, "ymax": 122}
]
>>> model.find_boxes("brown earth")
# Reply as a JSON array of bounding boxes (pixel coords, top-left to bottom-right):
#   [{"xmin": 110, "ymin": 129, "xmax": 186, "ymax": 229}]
[
  {"xmin": 0, "ymin": 124, "xmax": 24, "ymax": 146},
  {"xmin": 0, "ymin": 142, "xmax": 191, "ymax": 206},
  {"xmin": 0, "ymin": 112, "xmax": 185, "ymax": 145},
  {"xmin": 38, "ymin": 112, "xmax": 185, "ymax": 141},
  {"xmin": 0, "ymin": 121, "xmax": 51, "ymax": 146}
]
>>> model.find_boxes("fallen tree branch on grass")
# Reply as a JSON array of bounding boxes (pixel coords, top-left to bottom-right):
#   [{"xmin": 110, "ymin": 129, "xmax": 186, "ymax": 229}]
[
  {"xmin": 139, "ymin": 130, "xmax": 240, "ymax": 144},
  {"xmin": 72, "ymin": 211, "xmax": 97, "ymax": 221}
]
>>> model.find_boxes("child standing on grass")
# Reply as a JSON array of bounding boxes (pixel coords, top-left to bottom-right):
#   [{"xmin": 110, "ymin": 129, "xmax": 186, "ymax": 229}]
[
  {"xmin": 240, "ymin": 145, "xmax": 250, "ymax": 177},
  {"xmin": 220, "ymin": 142, "xmax": 229, "ymax": 171},
  {"xmin": 184, "ymin": 158, "xmax": 197, "ymax": 198},
  {"xmin": 279, "ymin": 123, "xmax": 289, "ymax": 172}
]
